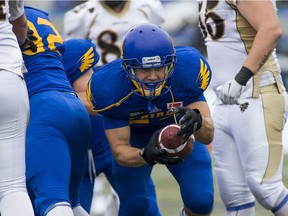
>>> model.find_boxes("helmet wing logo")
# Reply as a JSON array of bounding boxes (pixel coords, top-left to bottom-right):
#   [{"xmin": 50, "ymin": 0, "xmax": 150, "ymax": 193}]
[
  {"xmin": 197, "ymin": 59, "xmax": 210, "ymax": 90},
  {"xmin": 79, "ymin": 47, "xmax": 95, "ymax": 72}
]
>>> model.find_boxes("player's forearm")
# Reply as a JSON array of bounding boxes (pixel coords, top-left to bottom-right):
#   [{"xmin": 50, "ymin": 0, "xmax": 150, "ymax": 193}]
[
  {"xmin": 243, "ymin": 25, "xmax": 282, "ymax": 73},
  {"xmin": 106, "ymin": 127, "xmax": 147, "ymax": 167},
  {"xmin": 10, "ymin": 14, "xmax": 28, "ymax": 46},
  {"xmin": 194, "ymin": 116, "xmax": 214, "ymax": 144},
  {"xmin": 112, "ymin": 144, "xmax": 147, "ymax": 167},
  {"xmin": 237, "ymin": 0, "xmax": 282, "ymax": 73}
]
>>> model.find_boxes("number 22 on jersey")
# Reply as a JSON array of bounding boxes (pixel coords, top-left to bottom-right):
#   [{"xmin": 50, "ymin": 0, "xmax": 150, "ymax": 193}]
[{"xmin": 23, "ymin": 18, "xmax": 63, "ymax": 56}]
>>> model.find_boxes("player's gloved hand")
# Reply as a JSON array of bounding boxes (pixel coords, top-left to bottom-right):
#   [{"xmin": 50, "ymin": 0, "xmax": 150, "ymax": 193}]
[
  {"xmin": 172, "ymin": 107, "xmax": 202, "ymax": 145},
  {"xmin": 20, "ymin": 29, "xmax": 38, "ymax": 52},
  {"xmin": 218, "ymin": 67, "xmax": 254, "ymax": 105},
  {"xmin": 218, "ymin": 79, "xmax": 244, "ymax": 104},
  {"xmin": 140, "ymin": 130, "xmax": 183, "ymax": 166}
]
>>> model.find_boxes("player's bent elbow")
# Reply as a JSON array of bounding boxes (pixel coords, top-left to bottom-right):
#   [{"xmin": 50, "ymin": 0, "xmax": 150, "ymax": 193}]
[
  {"xmin": 112, "ymin": 151, "xmax": 127, "ymax": 166},
  {"xmin": 202, "ymin": 133, "xmax": 214, "ymax": 145},
  {"xmin": 265, "ymin": 24, "xmax": 282, "ymax": 42},
  {"xmin": 114, "ymin": 157, "xmax": 139, "ymax": 167},
  {"xmin": 274, "ymin": 26, "xmax": 282, "ymax": 41},
  {"xmin": 112, "ymin": 150, "xmax": 140, "ymax": 167},
  {"xmin": 114, "ymin": 158, "xmax": 127, "ymax": 167}
]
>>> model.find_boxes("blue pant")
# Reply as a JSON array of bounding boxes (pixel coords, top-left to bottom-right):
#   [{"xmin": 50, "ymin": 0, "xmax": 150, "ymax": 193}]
[
  {"xmin": 113, "ymin": 133, "xmax": 214, "ymax": 216},
  {"xmin": 78, "ymin": 116, "xmax": 159, "ymax": 214},
  {"xmin": 26, "ymin": 90, "xmax": 91, "ymax": 216},
  {"xmin": 78, "ymin": 115, "xmax": 115, "ymax": 212}
]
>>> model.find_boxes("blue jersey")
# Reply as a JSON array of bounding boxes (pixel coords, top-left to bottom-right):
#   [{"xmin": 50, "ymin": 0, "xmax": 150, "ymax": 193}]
[
  {"xmin": 62, "ymin": 39, "xmax": 99, "ymax": 84},
  {"xmin": 62, "ymin": 39, "xmax": 112, "ymax": 163},
  {"xmin": 23, "ymin": 7, "xmax": 74, "ymax": 97},
  {"xmin": 62, "ymin": 38, "xmax": 113, "ymax": 164},
  {"xmin": 62, "ymin": 39, "xmax": 115, "ymax": 212},
  {"xmin": 88, "ymin": 46, "xmax": 212, "ymax": 134},
  {"xmin": 88, "ymin": 46, "xmax": 214, "ymax": 216},
  {"xmin": 23, "ymin": 8, "xmax": 92, "ymax": 215}
]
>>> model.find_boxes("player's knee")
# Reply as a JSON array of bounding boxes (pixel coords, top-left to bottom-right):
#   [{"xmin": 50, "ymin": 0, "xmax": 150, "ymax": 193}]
[
  {"xmin": 184, "ymin": 192, "xmax": 214, "ymax": 214},
  {"xmin": 247, "ymin": 176, "xmax": 287, "ymax": 209}
]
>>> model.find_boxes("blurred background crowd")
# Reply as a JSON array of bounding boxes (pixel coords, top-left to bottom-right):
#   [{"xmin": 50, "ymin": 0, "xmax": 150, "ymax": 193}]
[{"xmin": 25, "ymin": 0, "xmax": 288, "ymax": 90}]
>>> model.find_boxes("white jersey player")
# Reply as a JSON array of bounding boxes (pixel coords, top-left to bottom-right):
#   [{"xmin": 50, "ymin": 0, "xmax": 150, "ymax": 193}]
[
  {"xmin": 63, "ymin": 0, "xmax": 164, "ymax": 67},
  {"xmin": 0, "ymin": 0, "xmax": 34, "ymax": 215},
  {"xmin": 198, "ymin": 0, "xmax": 288, "ymax": 215}
]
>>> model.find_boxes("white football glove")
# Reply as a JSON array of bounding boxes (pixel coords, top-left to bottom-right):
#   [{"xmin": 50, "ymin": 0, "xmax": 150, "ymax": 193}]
[{"xmin": 218, "ymin": 79, "xmax": 244, "ymax": 105}]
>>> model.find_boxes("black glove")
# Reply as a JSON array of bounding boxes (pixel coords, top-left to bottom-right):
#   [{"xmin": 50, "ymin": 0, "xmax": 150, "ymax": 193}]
[
  {"xmin": 139, "ymin": 130, "xmax": 183, "ymax": 166},
  {"xmin": 20, "ymin": 29, "xmax": 38, "ymax": 52},
  {"xmin": 172, "ymin": 107, "xmax": 202, "ymax": 144}
]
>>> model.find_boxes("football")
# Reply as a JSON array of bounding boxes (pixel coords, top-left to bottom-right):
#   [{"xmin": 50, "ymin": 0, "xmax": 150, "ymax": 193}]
[{"xmin": 157, "ymin": 124, "xmax": 194, "ymax": 159}]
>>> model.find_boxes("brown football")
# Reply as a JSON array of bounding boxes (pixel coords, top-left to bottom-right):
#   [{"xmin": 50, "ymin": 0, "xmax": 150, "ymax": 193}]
[{"xmin": 157, "ymin": 124, "xmax": 194, "ymax": 159}]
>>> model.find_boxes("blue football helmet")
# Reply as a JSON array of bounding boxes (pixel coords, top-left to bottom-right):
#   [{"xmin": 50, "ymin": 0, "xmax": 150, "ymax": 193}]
[{"xmin": 121, "ymin": 23, "xmax": 176, "ymax": 102}]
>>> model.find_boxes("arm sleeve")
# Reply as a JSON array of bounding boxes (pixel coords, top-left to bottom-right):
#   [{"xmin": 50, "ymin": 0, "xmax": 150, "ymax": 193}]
[{"xmin": 8, "ymin": 0, "xmax": 24, "ymax": 21}]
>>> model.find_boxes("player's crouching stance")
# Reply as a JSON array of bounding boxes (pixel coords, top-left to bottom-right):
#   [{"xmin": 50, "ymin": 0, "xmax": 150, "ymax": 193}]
[
  {"xmin": 21, "ymin": 7, "xmax": 91, "ymax": 216},
  {"xmin": 87, "ymin": 23, "xmax": 214, "ymax": 216}
]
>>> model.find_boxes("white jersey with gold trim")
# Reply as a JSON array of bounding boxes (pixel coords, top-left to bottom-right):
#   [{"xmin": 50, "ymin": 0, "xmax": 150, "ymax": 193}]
[
  {"xmin": 0, "ymin": 0, "xmax": 24, "ymax": 76},
  {"xmin": 198, "ymin": 0, "xmax": 285, "ymax": 100},
  {"xmin": 198, "ymin": 0, "xmax": 288, "ymax": 212},
  {"xmin": 64, "ymin": 0, "xmax": 164, "ymax": 67}
]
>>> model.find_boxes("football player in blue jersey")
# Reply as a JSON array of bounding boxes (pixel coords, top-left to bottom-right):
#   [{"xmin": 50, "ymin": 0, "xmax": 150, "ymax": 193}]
[
  {"xmin": 61, "ymin": 38, "xmax": 158, "ymax": 214},
  {"xmin": 87, "ymin": 23, "xmax": 214, "ymax": 216},
  {"xmin": 61, "ymin": 39, "xmax": 114, "ymax": 212},
  {"xmin": 21, "ymin": 7, "xmax": 91, "ymax": 216}
]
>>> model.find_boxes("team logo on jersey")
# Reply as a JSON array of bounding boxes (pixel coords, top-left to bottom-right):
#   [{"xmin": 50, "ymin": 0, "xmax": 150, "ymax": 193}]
[
  {"xmin": 197, "ymin": 59, "xmax": 211, "ymax": 90},
  {"xmin": 149, "ymin": 105, "xmax": 162, "ymax": 114},
  {"xmin": 79, "ymin": 47, "xmax": 95, "ymax": 72},
  {"xmin": 166, "ymin": 101, "xmax": 183, "ymax": 110}
]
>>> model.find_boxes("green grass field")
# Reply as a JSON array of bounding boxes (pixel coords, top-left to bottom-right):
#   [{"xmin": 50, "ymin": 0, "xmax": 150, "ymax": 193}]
[
  {"xmin": 152, "ymin": 155, "xmax": 288, "ymax": 216},
  {"xmin": 92, "ymin": 154, "xmax": 288, "ymax": 216}
]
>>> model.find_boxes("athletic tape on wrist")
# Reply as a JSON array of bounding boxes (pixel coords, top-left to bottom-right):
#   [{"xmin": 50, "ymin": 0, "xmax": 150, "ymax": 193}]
[{"xmin": 235, "ymin": 67, "xmax": 254, "ymax": 86}]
